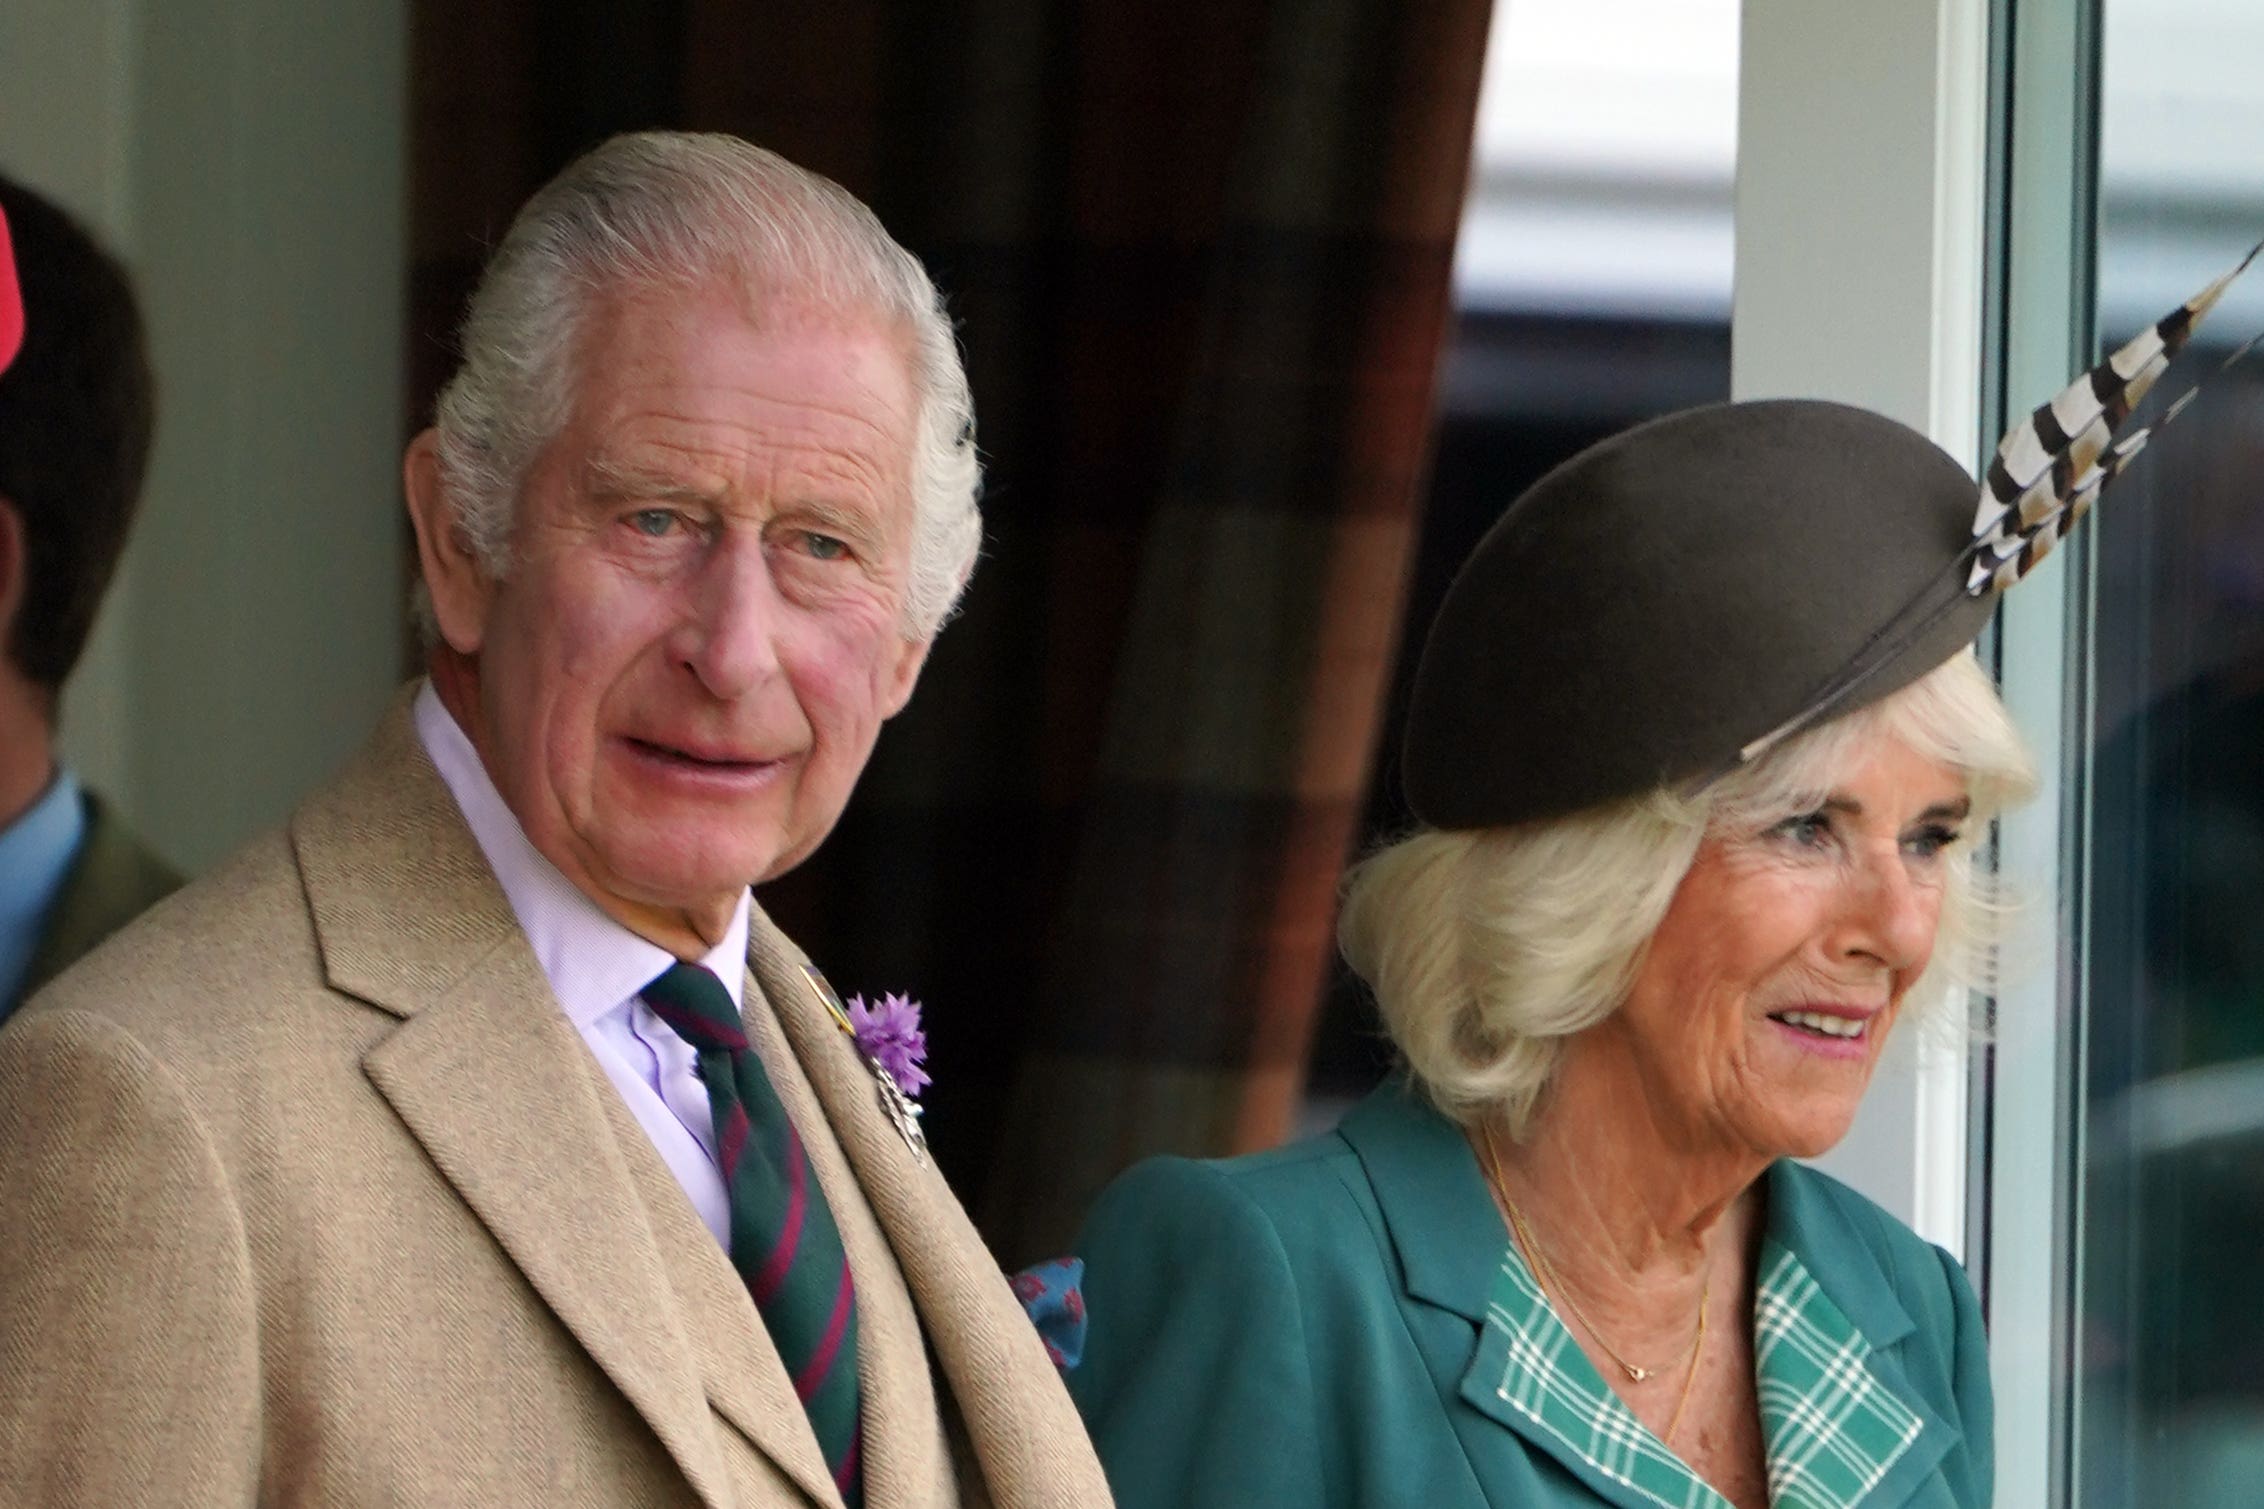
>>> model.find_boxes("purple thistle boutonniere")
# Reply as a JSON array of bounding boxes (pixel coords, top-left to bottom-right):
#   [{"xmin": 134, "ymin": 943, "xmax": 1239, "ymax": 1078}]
[{"xmin": 844, "ymin": 991, "xmax": 930, "ymax": 1099}]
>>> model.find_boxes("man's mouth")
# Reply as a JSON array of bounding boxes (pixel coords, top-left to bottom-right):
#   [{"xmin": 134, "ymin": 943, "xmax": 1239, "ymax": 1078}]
[{"xmin": 623, "ymin": 736, "xmax": 778, "ymax": 771}]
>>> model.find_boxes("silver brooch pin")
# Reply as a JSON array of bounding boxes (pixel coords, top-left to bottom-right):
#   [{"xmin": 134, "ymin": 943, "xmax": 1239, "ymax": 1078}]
[{"xmin": 801, "ymin": 963, "xmax": 929, "ymax": 1164}]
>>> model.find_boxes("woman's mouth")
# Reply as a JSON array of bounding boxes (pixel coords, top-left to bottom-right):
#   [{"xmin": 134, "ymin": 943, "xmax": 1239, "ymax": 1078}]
[{"xmin": 1769, "ymin": 1009, "xmax": 1868, "ymax": 1041}]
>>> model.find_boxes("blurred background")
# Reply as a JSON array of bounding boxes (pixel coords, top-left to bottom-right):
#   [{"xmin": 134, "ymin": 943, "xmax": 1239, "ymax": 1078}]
[{"xmin": 0, "ymin": 3, "xmax": 2257, "ymax": 1502}]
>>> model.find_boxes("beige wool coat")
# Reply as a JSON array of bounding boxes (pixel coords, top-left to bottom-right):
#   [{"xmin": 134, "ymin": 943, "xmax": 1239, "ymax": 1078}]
[{"xmin": 0, "ymin": 700, "xmax": 1112, "ymax": 1509}]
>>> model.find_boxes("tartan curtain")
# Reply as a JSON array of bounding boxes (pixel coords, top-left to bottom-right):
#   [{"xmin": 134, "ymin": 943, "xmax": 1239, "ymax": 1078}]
[{"xmin": 409, "ymin": 0, "xmax": 1490, "ymax": 1261}]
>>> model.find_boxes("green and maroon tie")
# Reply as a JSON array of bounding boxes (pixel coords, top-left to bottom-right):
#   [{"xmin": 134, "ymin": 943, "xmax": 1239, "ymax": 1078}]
[{"xmin": 642, "ymin": 962, "xmax": 863, "ymax": 1504}]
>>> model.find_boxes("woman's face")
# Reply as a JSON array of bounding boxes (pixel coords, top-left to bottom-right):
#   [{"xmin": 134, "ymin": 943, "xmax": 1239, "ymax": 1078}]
[{"xmin": 1592, "ymin": 737, "xmax": 1972, "ymax": 1164}]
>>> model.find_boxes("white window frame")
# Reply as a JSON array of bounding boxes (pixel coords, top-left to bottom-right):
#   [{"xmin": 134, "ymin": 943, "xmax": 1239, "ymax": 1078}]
[
  {"xmin": 1731, "ymin": 0, "xmax": 1991, "ymax": 1245},
  {"xmin": 1735, "ymin": 3, "xmax": 2083, "ymax": 1504}
]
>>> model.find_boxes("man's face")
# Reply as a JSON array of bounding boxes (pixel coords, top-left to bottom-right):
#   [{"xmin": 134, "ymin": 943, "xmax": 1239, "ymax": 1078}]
[{"xmin": 429, "ymin": 284, "xmax": 930, "ymax": 936}]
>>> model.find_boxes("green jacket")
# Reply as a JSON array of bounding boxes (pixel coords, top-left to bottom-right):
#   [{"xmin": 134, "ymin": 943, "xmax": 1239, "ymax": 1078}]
[
  {"xmin": 1068, "ymin": 1081, "xmax": 1992, "ymax": 1509},
  {"xmin": 19, "ymin": 791, "xmax": 180, "ymax": 1007}
]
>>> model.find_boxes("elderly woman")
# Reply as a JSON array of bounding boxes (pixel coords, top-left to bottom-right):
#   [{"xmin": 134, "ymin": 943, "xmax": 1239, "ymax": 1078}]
[{"xmin": 1063, "ymin": 398, "xmax": 2058, "ymax": 1509}]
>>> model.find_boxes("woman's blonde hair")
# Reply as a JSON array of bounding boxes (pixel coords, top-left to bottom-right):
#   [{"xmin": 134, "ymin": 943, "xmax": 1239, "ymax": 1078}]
[{"xmin": 1337, "ymin": 651, "xmax": 2038, "ymax": 1135}]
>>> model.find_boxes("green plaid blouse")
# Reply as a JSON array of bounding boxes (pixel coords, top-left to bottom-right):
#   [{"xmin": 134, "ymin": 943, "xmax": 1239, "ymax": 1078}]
[{"xmin": 1482, "ymin": 1230, "xmax": 1924, "ymax": 1509}]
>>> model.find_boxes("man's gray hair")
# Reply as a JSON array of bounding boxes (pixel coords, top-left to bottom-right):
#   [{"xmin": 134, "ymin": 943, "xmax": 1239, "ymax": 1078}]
[{"xmin": 430, "ymin": 131, "xmax": 981, "ymax": 638}]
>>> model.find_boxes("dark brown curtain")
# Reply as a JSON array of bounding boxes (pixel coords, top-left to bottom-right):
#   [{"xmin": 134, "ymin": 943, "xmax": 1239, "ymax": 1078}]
[{"xmin": 410, "ymin": 0, "xmax": 1490, "ymax": 1262}]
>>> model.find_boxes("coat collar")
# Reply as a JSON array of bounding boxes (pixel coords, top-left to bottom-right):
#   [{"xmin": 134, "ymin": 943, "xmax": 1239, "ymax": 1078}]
[
  {"xmin": 1341, "ymin": 1082, "xmax": 1958, "ymax": 1508},
  {"xmin": 293, "ymin": 693, "xmax": 844, "ymax": 1509},
  {"xmin": 24, "ymin": 788, "xmax": 182, "ymax": 1000},
  {"xmin": 1336, "ymin": 1078, "xmax": 1504, "ymax": 1323}
]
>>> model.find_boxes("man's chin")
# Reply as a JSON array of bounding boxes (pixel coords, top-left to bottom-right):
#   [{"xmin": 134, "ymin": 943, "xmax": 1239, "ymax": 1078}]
[
  {"xmin": 610, "ymin": 853, "xmax": 776, "ymax": 910},
  {"xmin": 566, "ymin": 827, "xmax": 791, "ymax": 927}
]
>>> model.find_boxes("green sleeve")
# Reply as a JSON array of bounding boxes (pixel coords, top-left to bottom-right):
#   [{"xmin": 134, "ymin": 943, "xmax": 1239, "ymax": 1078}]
[
  {"xmin": 1067, "ymin": 1156, "xmax": 1328, "ymax": 1509},
  {"xmin": 1939, "ymin": 1245, "xmax": 1995, "ymax": 1506}
]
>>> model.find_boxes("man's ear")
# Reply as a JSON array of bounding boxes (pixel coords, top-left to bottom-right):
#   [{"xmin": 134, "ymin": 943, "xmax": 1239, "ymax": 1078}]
[
  {"xmin": 402, "ymin": 429, "xmax": 493, "ymax": 654},
  {"xmin": 880, "ymin": 632, "xmax": 932, "ymax": 720}
]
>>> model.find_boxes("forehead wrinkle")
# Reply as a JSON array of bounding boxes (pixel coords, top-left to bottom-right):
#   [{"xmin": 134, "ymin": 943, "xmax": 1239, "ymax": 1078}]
[
  {"xmin": 604, "ymin": 356, "xmax": 909, "ymax": 447},
  {"xmin": 594, "ymin": 410, "xmax": 902, "ymax": 516}
]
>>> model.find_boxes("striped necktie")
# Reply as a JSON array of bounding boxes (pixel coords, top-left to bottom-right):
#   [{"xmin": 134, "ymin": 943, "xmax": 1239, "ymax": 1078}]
[{"xmin": 641, "ymin": 962, "xmax": 863, "ymax": 1505}]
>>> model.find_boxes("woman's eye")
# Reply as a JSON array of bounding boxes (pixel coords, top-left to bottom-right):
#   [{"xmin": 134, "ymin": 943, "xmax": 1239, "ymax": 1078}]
[
  {"xmin": 1772, "ymin": 811, "xmax": 1833, "ymax": 848},
  {"xmin": 803, "ymin": 531, "xmax": 850, "ymax": 561},
  {"xmin": 629, "ymin": 509, "xmax": 679, "ymax": 538},
  {"xmin": 1904, "ymin": 824, "xmax": 1962, "ymax": 859}
]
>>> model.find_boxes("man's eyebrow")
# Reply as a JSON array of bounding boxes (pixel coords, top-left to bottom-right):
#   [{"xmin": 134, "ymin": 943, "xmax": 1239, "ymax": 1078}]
[
  {"xmin": 581, "ymin": 456, "xmax": 724, "ymax": 504},
  {"xmin": 790, "ymin": 498, "xmax": 883, "ymax": 540}
]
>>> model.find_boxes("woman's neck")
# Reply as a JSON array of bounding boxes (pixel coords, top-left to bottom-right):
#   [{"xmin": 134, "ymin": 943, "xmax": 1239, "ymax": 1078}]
[{"xmin": 1481, "ymin": 1054, "xmax": 1769, "ymax": 1343}]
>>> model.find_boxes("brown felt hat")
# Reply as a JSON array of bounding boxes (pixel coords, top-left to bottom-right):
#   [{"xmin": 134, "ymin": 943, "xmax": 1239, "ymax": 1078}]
[
  {"xmin": 1402, "ymin": 399, "xmax": 1994, "ymax": 830},
  {"xmin": 1404, "ymin": 235, "xmax": 2262, "ymax": 831}
]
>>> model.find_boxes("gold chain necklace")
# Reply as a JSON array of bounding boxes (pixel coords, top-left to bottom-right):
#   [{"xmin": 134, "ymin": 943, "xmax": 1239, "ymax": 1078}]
[
  {"xmin": 1661, "ymin": 1299, "xmax": 1708, "ymax": 1446},
  {"xmin": 1476, "ymin": 1125, "xmax": 1711, "ymax": 1392}
]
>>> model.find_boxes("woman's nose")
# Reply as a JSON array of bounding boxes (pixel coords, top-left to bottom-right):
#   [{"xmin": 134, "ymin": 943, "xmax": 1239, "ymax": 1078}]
[{"xmin": 1836, "ymin": 846, "xmax": 1939, "ymax": 974}]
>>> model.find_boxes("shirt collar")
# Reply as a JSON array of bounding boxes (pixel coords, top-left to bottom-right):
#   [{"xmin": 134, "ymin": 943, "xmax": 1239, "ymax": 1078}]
[
  {"xmin": 412, "ymin": 681, "xmax": 750, "ymax": 1026},
  {"xmin": 0, "ymin": 767, "xmax": 88, "ymax": 1009}
]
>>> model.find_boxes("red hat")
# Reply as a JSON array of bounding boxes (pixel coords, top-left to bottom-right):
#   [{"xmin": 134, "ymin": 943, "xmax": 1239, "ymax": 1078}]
[{"xmin": 0, "ymin": 204, "xmax": 21, "ymax": 374}]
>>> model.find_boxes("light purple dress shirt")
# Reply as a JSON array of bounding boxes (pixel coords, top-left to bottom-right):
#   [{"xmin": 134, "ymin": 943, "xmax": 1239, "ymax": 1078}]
[{"xmin": 414, "ymin": 683, "xmax": 742, "ymax": 1248}]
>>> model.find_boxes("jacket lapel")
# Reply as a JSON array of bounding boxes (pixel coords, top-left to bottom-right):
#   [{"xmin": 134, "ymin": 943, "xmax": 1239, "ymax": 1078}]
[
  {"xmin": 730, "ymin": 955, "xmax": 950, "ymax": 1509},
  {"xmin": 746, "ymin": 912, "xmax": 1115, "ymax": 1509},
  {"xmin": 1340, "ymin": 1086, "xmax": 1962, "ymax": 1509},
  {"xmin": 595, "ymin": 1066, "xmax": 849, "ymax": 1509},
  {"xmin": 1339, "ymin": 1084, "xmax": 1669, "ymax": 1509},
  {"xmin": 291, "ymin": 695, "xmax": 836, "ymax": 1509},
  {"xmin": 1760, "ymin": 1163, "xmax": 1958, "ymax": 1508},
  {"xmin": 360, "ymin": 953, "xmax": 754, "ymax": 1509}
]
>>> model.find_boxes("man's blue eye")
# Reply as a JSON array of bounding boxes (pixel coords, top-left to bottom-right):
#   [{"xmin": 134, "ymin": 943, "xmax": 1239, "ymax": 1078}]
[
  {"xmin": 630, "ymin": 509, "xmax": 677, "ymax": 537},
  {"xmin": 805, "ymin": 532, "xmax": 849, "ymax": 561}
]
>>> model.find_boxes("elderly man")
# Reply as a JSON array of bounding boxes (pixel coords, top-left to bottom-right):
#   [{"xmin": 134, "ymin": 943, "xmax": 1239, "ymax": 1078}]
[{"xmin": 0, "ymin": 133, "xmax": 1109, "ymax": 1509}]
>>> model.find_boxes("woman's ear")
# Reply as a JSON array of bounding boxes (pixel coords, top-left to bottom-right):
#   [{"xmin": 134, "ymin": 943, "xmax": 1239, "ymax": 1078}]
[{"xmin": 402, "ymin": 429, "xmax": 492, "ymax": 654}]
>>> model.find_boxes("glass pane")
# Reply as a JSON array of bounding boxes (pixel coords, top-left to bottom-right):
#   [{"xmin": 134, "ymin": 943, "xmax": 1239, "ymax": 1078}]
[{"xmin": 2077, "ymin": 1, "xmax": 2264, "ymax": 1501}]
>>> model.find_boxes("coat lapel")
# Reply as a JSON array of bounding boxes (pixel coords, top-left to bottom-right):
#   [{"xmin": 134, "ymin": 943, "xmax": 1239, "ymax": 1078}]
[
  {"xmin": 1339, "ymin": 1084, "xmax": 1668, "ymax": 1509},
  {"xmin": 731, "ymin": 954, "xmax": 951, "ymax": 1509},
  {"xmin": 1759, "ymin": 1164, "xmax": 1958, "ymax": 1508},
  {"xmin": 291, "ymin": 696, "xmax": 837, "ymax": 1509},
  {"xmin": 1339, "ymin": 1086, "xmax": 1965, "ymax": 1509},
  {"xmin": 594, "ymin": 1067, "xmax": 849, "ymax": 1509},
  {"xmin": 23, "ymin": 791, "xmax": 181, "ymax": 999},
  {"xmin": 359, "ymin": 952, "xmax": 754, "ymax": 1509},
  {"xmin": 746, "ymin": 912, "xmax": 1115, "ymax": 1509}
]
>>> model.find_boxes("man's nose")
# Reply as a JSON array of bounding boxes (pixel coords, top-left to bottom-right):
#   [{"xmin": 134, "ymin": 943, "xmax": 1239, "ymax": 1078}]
[{"xmin": 676, "ymin": 538, "xmax": 783, "ymax": 698}]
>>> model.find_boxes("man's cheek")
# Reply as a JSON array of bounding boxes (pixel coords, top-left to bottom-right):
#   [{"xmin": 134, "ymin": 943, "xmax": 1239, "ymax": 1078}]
[{"xmin": 549, "ymin": 597, "xmax": 657, "ymax": 687}]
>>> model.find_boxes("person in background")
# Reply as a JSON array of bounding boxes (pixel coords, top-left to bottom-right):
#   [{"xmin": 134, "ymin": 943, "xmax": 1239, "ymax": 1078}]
[
  {"xmin": 0, "ymin": 133, "xmax": 1110, "ymax": 1508},
  {"xmin": 0, "ymin": 176, "xmax": 179, "ymax": 1022}
]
